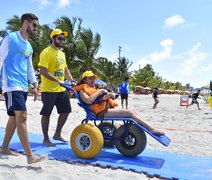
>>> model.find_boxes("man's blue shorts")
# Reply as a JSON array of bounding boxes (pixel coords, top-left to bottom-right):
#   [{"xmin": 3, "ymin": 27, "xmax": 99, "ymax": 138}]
[{"xmin": 4, "ymin": 91, "xmax": 28, "ymax": 116}]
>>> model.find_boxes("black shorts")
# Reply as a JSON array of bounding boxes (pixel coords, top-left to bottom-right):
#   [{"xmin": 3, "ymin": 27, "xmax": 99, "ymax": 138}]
[
  {"xmin": 120, "ymin": 93, "xmax": 128, "ymax": 100},
  {"xmin": 40, "ymin": 91, "xmax": 71, "ymax": 116},
  {"xmin": 191, "ymin": 99, "xmax": 198, "ymax": 104},
  {"xmin": 4, "ymin": 91, "xmax": 28, "ymax": 116}
]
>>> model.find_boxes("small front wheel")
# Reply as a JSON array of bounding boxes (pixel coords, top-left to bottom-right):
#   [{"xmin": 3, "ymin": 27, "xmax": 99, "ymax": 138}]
[
  {"xmin": 115, "ymin": 124, "xmax": 147, "ymax": 157},
  {"xmin": 70, "ymin": 123, "xmax": 104, "ymax": 159}
]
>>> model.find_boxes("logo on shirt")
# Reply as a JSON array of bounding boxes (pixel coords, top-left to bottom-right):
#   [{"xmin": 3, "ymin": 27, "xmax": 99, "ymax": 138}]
[{"xmin": 25, "ymin": 49, "xmax": 31, "ymax": 59}]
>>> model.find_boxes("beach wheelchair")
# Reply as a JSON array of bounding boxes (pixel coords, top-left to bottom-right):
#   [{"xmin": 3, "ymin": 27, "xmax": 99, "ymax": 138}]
[{"xmin": 62, "ymin": 84, "xmax": 171, "ymax": 159}]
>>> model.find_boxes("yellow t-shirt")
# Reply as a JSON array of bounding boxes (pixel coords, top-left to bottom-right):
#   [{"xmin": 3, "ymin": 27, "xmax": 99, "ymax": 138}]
[
  {"xmin": 208, "ymin": 96, "xmax": 212, "ymax": 109},
  {"xmin": 38, "ymin": 46, "xmax": 67, "ymax": 92}
]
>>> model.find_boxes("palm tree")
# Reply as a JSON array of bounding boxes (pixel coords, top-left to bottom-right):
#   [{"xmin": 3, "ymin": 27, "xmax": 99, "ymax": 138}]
[
  {"xmin": 54, "ymin": 16, "xmax": 83, "ymax": 70},
  {"xmin": 31, "ymin": 24, "xmax": 52, "ymax": 69},
  {"xmin": 115, "ymin": 56, "xmax": 132, "ymax": 81},
  {"xmin": 76, "ymin": 28, "xmax": 101, "ymax": 67},
  {"xmin": 6, "ymin": 15, "xmax": 21, "ymax": 32}
]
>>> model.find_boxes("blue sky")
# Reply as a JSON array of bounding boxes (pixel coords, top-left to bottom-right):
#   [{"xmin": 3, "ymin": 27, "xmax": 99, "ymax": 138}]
[{"xmin": 0, "ymin": 0, "xmax": 212, "ymax": 88}]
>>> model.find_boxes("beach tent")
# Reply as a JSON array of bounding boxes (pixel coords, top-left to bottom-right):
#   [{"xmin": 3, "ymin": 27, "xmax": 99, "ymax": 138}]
[{"xmin": 95, "ymin": 79, "xmax": 107, "ymax": 86}]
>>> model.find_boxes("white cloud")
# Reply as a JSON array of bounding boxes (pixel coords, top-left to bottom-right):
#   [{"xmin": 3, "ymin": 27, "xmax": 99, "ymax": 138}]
[
  {"xmin": 179, "ymin": 43, "xmax": 208, "ymax": 76},
  {"xmin": 201, "ymin": 64, "xmax": 212, "ymax": 72},
  {"xmin": 33, "ymin": 0, "xmax": 73, "ymax": 9},
  {"xmin": 164, "ymin": 14, "xmax": 185, "ymax": 28},
  {"xmin": 57, "ymin": 0, "xmax": 72, "ymax": 9},
  {"xmin": 130, "ymin": 39, "xmax": 173, "ymax": 70},
  {"xmin": 33, "ymin": 0, "xmax": 51, "ymax": 9}
]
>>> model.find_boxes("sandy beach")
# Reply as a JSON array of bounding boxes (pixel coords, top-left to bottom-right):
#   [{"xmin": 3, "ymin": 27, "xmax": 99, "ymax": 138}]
[{"xmin": 0, "ymin": 93, "xmax": 211, "ymax": 179}]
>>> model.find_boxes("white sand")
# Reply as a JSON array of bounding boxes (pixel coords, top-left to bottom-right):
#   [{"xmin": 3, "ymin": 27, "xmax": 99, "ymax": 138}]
[{"xmin": 0, "ymin": 93, "xmax": 211, "ymax": 179}]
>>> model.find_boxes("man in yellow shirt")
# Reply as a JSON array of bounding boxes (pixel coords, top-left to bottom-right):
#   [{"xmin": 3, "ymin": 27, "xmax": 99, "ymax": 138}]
[{"xmin": 38, "ymin": 29, "xmax": 74, "ymax": 146}]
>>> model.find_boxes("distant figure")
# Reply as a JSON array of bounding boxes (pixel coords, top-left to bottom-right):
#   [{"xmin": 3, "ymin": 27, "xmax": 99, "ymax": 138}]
[
  {"xmin": 152, "ymin": 88, "xmax": 159, "ymax": 109},
  {"xmin": 119, "ymin": 77, "xmax": 130, "ymax": 109},
  {"xmin": 208, "ymin": 92, "xmax": 212, "ymax": 109},
  {"xmin": 186, "ymin": 90, "xmax": 201, "ymax": 110}
]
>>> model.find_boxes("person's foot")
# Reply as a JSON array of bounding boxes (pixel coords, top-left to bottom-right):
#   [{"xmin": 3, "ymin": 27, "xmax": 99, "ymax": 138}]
[
  {"xmin": 0, "ymin": 148, "xmax": 19, "ymax": 156},
  {"xmin": 150, "ymin": 128, "xmax": 165, "ymax": 136},
  {"xmin": 27, "ymin": 154, "xmax": 46, "ymax": 164},
  {"xmin": 43, "ymin": 139, "xmax": 55, "ymax": 147},
  {"xmin": 53, "ymin": 136, "xmax": 67, "ymax": 143}
]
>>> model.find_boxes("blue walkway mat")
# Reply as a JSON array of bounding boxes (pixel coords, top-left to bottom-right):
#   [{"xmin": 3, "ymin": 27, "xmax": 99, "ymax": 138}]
[{"xmin": 0, "ymin": 127, "xmax": 212, "ymax": 180}]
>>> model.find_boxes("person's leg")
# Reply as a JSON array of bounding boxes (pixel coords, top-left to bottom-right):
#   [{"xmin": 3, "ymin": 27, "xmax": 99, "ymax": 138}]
[
  {"xmin": 125, "ymin": 94, "xmax": 128, "ymax": 109},
  {"xmin": 153, "ymin": 98, "xmax": 156, "ymax": 108},
  {"xmin": 53, "ymin": 91, "xmax": 71, "ymax": 142},
  {"xmin": 0, "ymin": 116, "xmax": 19, "ymax": 156},
  {"xmin": 121, "ymin": 99, "xmax": 124, "ymax": 109},
  {"xmin": 186, "ymin": 101, "xmax": 193, "ymax": 109},
  {"xmin": 15, "ymin": 110, "xmax": 45, "ymax": 164},
  {"xmin": 126, "ymin": 99, "xmax": 128, "ymax": 109},
  {"xmin": 196, "ymin": 102, "xmax": 201, "ymax": 110},
  {"xmin": 105, "ymin": 109, "xmax": 164, "ymax": 136},
  {"xmin": 40, "ymin": 92, "xmax": 57, "ymax": 146},
  {"xmin": 41, "ymin": 115, "xmax": 54, "ymax": 146},
  {"xmin": 53, "ymin": 113, "xmax": 69, "ymax": 142},
  {"xmin": 155, "ymin": 99, "xmax": 159, "ymax": 108},
  {"xmin": 153, "ymin": 98, "xmax": 158, "ymax": 108}
]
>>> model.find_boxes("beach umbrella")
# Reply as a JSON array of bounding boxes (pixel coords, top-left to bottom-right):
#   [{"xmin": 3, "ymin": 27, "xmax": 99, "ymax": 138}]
[{"xmin": 144, "ymin": 87, "xmax": 151, "ymax": 90}]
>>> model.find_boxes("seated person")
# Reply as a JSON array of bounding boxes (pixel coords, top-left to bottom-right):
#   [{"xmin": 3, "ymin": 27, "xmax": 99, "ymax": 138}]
[{"xmin": 74, "ymin": 71, "xmax": 165, "ymax": 136}]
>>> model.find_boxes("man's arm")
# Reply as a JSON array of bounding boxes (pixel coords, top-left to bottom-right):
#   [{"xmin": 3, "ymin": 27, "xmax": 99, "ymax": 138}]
[
  {"xmin": 64, "ymin": 67, "xmax": 74, "ymax": 81},
  {"xmin": 0, "ymin": 36, "xmax": 9, "ymax": 72},
  {"xmin": 39, "ymin": 66, "xmax": 63, "ymax": 84},
  {"xmin": 27, "ymin": 56, "xmax": 38, "ymax": 101}
]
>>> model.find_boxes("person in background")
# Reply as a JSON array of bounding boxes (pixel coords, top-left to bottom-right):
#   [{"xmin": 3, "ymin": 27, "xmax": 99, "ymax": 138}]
[
  {"xmin": 207, "ymin": 92, "xmax": 212, "ymax": 109},
  {"xmin": 38, "ymin": 29, "xmax": 75, "ymax": 146},
  {"xmin": 152, "ymin": 88, "xmax": 159, "ymax": 109},
  {"xmin": 119, "ymin": 77, "xmax": 130, "ymax": 109},
  {"xmin": 186, "ymin": 90, "xmax": 201, "ymax": 110},
  {"xmin": 0, "ymin": 13, "xmax": 45, "ymax": 164}
]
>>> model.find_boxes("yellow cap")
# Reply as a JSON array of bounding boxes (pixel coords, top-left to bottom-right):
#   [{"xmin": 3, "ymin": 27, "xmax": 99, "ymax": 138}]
[
  {"xmin": 82, "ymin": 71, "xmax": 99, "ymax": 79},
  {"xmin": 50, "ymin": 29, "xmax": 68, "ymax": 38}
]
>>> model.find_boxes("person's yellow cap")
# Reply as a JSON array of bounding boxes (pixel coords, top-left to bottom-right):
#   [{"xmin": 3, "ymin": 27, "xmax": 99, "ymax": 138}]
[
  {"xmin": 82, "ymin": 71, "xmax": 99, "ymax": 79},
  {"xmin": 50, "ymin": 29, "xmax": 68, "ymax": 38}
]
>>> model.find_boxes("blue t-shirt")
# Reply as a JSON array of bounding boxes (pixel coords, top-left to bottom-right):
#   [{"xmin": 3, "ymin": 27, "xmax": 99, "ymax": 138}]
[{"xmin": 119, "ymin": 81, "xmax": 129, "ymax": 94}]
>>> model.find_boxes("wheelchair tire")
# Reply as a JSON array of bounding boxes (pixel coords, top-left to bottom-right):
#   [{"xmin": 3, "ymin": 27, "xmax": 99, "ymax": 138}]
[
  {"xmin": 70, "ymin": 123, "xmax": 104, "ymax": 159},
  {"xmin": 114, "ymin": 124, "xmax": 147, "ymax": 157},
  {"xmin": 97, "ymin": 122, "xmax": 119, "ymax": 147}
]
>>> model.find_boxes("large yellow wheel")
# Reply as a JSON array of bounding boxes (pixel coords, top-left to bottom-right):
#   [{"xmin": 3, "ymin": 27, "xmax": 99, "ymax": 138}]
[{"xmin": 70, "ymin": 123, "xmax": 104, "ymax": 159}]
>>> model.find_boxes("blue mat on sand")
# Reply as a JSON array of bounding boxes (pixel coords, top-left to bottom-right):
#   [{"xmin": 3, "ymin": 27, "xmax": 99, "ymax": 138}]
[{"xmin": 0, "ymin": 127, "xmax": 212, "ymax": 180}]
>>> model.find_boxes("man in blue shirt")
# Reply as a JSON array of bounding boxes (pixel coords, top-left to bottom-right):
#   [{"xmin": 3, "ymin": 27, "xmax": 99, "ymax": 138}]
[
  {"xmin": 0, "ymin": 13, "xmax": 45, "ymax": 164},
  {"xmin": 119, "ymin": 77, "xmax": 130, "ymax": 109}
]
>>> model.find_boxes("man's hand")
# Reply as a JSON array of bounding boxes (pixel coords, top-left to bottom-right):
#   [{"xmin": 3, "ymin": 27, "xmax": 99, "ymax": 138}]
[{"xmin": 33, "ymin": 88, "xmax": 38, "ymax": 101}]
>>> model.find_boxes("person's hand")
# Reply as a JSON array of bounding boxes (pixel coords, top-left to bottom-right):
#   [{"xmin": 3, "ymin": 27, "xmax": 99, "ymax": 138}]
[
  {"xmin": 71, "ymin": 82, "xmax": 77, "ymax": 87},
  {"xmin": 33, "ymin": 87, "xmax": 38, "ymax": 101},
  {"xmin": 100, "ymin": 89, "xmax": 108, "ymax": 94}
]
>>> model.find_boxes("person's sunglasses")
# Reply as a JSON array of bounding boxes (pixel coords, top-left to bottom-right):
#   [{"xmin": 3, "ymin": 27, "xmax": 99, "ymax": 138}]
[
  {"xmin": 57, "ymin": 37, "xmax": 66, "ymax": 42},
  {"xmin": 31, "ymin": 23, "xmax": 38, "ymax": 28},
  {"xmin": 27, "ymin": 20, "xmax": 38, "ymax": 28}
]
